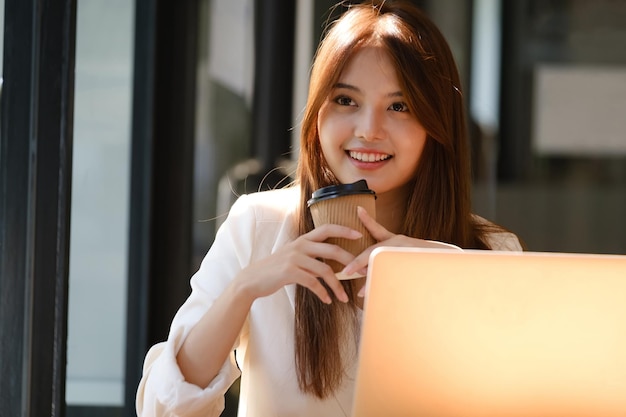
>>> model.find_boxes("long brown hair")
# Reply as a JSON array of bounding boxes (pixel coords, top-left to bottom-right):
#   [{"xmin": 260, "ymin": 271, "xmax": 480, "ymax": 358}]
[{"xmin": 294, "ymin": 0, "xmax": 499, "ymax": 398}]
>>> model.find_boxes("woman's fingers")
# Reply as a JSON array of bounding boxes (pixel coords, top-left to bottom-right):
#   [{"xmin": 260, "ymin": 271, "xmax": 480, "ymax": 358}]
[
  {"xmin": 341, "ymin": 249, "xmax": 373, "ymax": 277},
  {"xmin": 318, "ymin": 268, "xmax": 350, "ymax": 303},
  {"xmin": 244, "ymin": 223, "xmax": 363, "ymax": 304},
  {"xmin": 279, "ymin": 226, "xmax": 361, "ymax": 303},
  {"xmin": 357, "ymin": 284, "xmax": 367, "ymax": 298},
  {"xmin": 305, "ymin": 224, "xmax": 369, "ymax": 302},
  {"xmin": 291, "ymin": 248, "xmax": 349, "ymax": 303},
  {"xmin": 306, "ymin": 223, "xmax": 363, "ymax": 241},
  {"xmin": 357, "ymin": 206, "xmax": 394, "ymax": 241},
  {"xmin": 340, "ymin": 207, "xmax": 395, "ymax": 276}
]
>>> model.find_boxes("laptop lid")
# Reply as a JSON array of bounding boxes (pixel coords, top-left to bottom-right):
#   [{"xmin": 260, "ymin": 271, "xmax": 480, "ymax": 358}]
[{"xmin": 352, "ymin": 247, "xmax": 626, "ymax": 417}]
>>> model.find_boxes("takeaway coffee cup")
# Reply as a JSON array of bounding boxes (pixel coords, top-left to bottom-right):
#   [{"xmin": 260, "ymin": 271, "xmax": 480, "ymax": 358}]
[{"xmin": 307, "ymin": 179, "xmax": 377, "ymax": 278}]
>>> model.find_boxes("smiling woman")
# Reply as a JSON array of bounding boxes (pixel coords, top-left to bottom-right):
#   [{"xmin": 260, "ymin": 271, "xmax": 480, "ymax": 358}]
[{"xmin": 135, "ymin": 1, "xmax": 522, "ymax": 416}]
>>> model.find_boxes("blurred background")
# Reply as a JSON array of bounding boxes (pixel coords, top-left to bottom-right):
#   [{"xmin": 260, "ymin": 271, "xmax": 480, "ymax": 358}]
[{"xmin": 1, "ymin": 0, "xmax": 625, "ymax": 416}]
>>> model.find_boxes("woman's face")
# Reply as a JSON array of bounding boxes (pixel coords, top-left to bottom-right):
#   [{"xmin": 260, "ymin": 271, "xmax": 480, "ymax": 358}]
[{"xmin": 317, "ymin": 46, "xmax": 428, "ymax": 196}]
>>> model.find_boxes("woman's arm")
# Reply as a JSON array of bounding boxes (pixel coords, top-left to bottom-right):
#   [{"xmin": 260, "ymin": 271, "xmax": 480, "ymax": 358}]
[
  {"xmin": 176, "ymin": 222, "xmax": 361, "ymax": 388},
  {"xmin": 176, "ymin": 274, "xmax": 254, "ymax": 388}
]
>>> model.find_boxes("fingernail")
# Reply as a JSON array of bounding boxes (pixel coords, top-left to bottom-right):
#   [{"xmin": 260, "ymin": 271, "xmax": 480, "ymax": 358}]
[
  {"xmin": 339, "ymin": 292, "xmax": 349, "ymax": 303},
  {"xmin": 358, "ymin": 287, "xmax": 366, "ymax": 298}
]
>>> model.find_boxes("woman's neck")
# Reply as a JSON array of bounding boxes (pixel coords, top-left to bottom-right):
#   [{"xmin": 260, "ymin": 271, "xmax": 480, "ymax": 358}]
[{"xmin": 374, "ymin": 184, "xmax": 411, "ymax": 234}]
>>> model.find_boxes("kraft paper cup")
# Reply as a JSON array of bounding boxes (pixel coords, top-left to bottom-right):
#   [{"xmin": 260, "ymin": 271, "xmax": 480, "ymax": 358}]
[{"xmin": 307, "ymin": 179, "xmax": 376, "ymax": 279}]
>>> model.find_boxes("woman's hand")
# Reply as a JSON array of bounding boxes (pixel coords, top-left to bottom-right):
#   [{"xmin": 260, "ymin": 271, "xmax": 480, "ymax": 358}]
[
  {"xmin": 235, "ymin": 224, "xmax": 362, "ymax": 304},
  {"xmin": 341, "ymin": 206, "xmax": 435, "ymax": 296},
  {"xmin": 178, "ymin": 225, "xmax": 359, "ymax": 388}
]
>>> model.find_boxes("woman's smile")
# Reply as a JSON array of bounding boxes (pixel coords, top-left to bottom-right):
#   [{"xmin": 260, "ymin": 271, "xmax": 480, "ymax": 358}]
[
  {"xmin": 345, "ymin": 149, "xmax": 393, "ymax": 171},
  {"xmin": 347, "ymin": 150, "xmax": 392, "ymax": 163}
]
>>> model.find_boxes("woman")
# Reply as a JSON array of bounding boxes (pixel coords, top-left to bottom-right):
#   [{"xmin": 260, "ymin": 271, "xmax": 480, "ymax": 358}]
[{"xmin": 136, "ymin": 1, "xmax": 522, "ymax": 416}]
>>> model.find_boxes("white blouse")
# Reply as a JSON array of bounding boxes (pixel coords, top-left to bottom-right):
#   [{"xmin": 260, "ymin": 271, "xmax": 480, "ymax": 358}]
[{"xmin": 136, "ymin": 186, "xmax": 523, "ymax": 417}]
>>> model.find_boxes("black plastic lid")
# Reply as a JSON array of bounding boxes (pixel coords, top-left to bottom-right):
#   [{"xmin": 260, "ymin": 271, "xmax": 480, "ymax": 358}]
[{"xmin": 307, "ymin": 179, "xmax": 375, "ymax": 206}]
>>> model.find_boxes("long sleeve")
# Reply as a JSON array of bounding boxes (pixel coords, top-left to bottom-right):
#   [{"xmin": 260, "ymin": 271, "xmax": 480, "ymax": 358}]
[{"xmin": 136, "ymin": 194, "xmax": 256, "ymax": 416}]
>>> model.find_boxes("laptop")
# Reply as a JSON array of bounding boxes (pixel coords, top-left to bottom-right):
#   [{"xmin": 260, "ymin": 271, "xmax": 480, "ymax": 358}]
[{"xmin": 352, "ymin": 247, "xmax": 626, "ymax": 417}]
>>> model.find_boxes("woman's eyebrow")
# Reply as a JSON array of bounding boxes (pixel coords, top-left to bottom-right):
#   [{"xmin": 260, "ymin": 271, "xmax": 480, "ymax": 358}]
[
  {"xmin": 333, "ymin": 82, "xmax": 359, "ymax": 92},
  {"xmin": 333, "ymin": 82, "xmax": 403, "ymax": 98}
]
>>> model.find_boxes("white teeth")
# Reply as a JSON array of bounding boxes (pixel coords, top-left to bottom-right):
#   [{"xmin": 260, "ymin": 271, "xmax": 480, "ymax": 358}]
[{"xmin": 349, "ymin": 151, "xmax": 391, "ymax": 162}]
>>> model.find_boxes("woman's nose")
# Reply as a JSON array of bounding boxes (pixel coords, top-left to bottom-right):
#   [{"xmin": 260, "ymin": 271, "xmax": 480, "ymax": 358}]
[{"xmin": 354, "ymin": 108, "xmax": 385, "ymax": 141}]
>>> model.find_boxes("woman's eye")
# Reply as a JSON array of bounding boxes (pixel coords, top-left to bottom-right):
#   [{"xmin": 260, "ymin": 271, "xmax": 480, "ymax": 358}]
[
  {"xmin": 334, "ymin": 96, "xmax": 355, "ymax": 106},
  {"xmin": 390, "ymin": 102, "xmax": 409, "ymax": 112}
]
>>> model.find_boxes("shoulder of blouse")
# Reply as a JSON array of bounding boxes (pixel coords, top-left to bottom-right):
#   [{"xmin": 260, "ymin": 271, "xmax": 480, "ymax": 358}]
[
  {"xmin": 226, "ymin": 185, "xmax": 301, "ymax": 224},
  {"xmin": 216, "ymin": 185, "xmax": 302, "ymax": 254}
]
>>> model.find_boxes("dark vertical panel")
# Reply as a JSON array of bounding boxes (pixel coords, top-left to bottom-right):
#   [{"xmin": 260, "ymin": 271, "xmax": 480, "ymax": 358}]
[
  {"xmin": 125, "ymin": 0, "xmax": 199, "ymax": 414},
  {"xmin": 0, "ymin": 0, "xmax": 76, "ymax": 416},
  {"xmin": 498, "ymin": 0, "xmax": 532, "ymax": 181},
  {"xmin": 149, "ymin": 0, "xmax": 198, "ymax": 348},
  {"xmin": 252, "ymin": 0, "xmax": 296, "ymax": 172},
  {"xmin": 124, "ymin": 0, "xmax": 156, "ymax": 411},
  {"xmin": 0, "ymin": 1, "xmax": 33, "ymax": 412}
]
